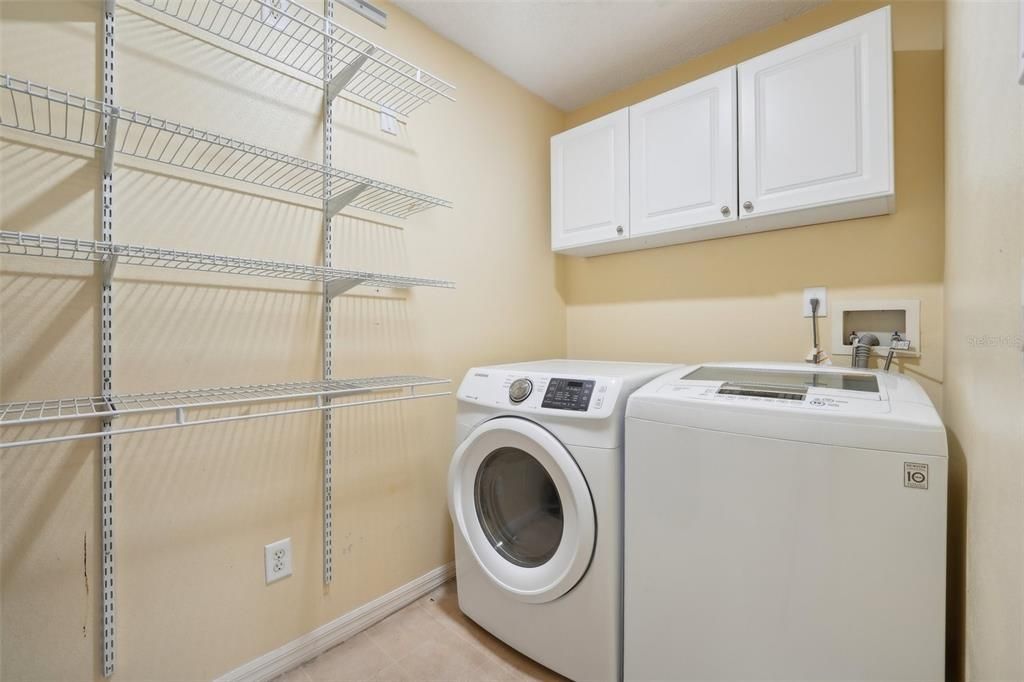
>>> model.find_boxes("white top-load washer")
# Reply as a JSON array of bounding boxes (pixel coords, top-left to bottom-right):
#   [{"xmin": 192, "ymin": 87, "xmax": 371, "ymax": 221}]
[
  {"xmin": 450, "ymin": 360, "xmax": 678, "ymax": 681},
  {"xmin": 624, "ymin": 363, "xmax": 947, "ymax": 682}
]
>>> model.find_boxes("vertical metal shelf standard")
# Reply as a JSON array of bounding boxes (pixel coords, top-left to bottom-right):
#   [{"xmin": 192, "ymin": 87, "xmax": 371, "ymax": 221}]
[
  {"xmin": 100, "ymin": 0, "xmax": 116, "ymax": 675},
  {"xmin": 322, "ymin": 0, "xmax": 336, "ymax": 587},
  {"xmin": 1, "ymin": 2, "xmax": 454, "ymax": 673}
]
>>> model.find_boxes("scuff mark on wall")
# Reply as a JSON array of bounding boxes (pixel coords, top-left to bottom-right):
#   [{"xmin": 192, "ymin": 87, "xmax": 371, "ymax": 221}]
[
  {"xmin": 83, "ymin": 533, "xmax": 89, "ymax": 596},
  {"xmin": 83, "ymin": 533, "xmax": 89, "ymax": 638}
]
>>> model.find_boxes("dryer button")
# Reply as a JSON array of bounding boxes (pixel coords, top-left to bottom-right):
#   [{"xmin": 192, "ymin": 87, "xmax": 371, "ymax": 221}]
[{"xmin": 509, "ymin": 378, "xmax": 533, "ymax": 403}]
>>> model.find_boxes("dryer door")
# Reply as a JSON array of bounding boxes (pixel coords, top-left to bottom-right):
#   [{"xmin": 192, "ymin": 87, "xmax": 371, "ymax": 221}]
[{"xmin": 449, "ymin": 417, "xmax": 596, "ymax": 604}]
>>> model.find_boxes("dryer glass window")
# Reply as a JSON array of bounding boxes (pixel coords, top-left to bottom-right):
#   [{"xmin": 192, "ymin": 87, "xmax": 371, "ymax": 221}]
[{"xmin": 475, "ymin": 447, "xmax": 564, "ymax": 568}]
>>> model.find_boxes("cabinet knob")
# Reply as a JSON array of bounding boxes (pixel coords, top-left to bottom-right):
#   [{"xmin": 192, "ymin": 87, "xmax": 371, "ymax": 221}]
[
  {"xmin": 720, "ymin": 206, "xmax": 731, "ymax": 217},
  {"xmin": 616, "ymin": 225, "xmax": 624, "ymax": 235},
  {"xmin": 743, "ymin": 201, "xmax": 754, "ymax": 213}
]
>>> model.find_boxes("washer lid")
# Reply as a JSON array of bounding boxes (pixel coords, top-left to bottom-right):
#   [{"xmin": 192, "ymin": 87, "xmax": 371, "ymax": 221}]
[
  {"xmin": 627, "ymin": 363, "xmax": 947, "ymax": 457},
  {"xmin": 448, "ymin": 417, "xmax": 597, "ymax": 603},
  {"xmin": 683, "ymin": 365, "xmax": 882, "ymax": 398}
]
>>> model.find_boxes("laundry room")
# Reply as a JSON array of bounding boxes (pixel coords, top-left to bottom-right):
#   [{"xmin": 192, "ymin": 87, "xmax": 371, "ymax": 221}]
[{"xmin": 0, "ymin": 0, "xmax": 1021, "ymax": 680}]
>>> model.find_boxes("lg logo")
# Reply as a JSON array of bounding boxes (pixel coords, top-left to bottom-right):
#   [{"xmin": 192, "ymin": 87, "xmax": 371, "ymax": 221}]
[{"xmin": 904, "ymin": 462, "xmax": 929, "ymax": 490}]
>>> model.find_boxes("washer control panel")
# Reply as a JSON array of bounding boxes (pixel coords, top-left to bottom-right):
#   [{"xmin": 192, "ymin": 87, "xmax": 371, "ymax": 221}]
[
  {"xmin": 656, "ymin": 382, "xmax": 889, "ymax": 414},
  {"xmin": 541, "ymin": 378, "xmax": 596, "ymax": 411}
]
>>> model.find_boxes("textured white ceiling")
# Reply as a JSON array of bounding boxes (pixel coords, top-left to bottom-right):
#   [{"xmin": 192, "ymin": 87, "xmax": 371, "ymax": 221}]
[{"xmin": 393, "ymin": 0, "xmax": 826, "ymax": 111}]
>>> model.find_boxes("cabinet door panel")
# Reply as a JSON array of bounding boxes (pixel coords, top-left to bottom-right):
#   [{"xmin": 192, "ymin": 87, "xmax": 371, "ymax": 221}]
[
  {"xmin": 551, "ymin": 109, "xmax": 628, "ymax": 251},
  {"xmin": 630, "ymin": 67, "xmax": 737, "ymax": 236},
  {"xmin": 738, "ymin": 6, "xmax": 892, "ymax": 218}
]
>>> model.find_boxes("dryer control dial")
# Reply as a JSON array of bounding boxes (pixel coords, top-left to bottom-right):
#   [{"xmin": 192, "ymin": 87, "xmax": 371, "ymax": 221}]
[{"xmin": 508, "ymin": 378, "xmax": 533, "ymax": 403}]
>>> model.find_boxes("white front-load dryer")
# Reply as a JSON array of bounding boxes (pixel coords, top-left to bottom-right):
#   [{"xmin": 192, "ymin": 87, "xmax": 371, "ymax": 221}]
[{"xmin": 449, "ymin": 360, "xmax": 677, "ymax": 682}]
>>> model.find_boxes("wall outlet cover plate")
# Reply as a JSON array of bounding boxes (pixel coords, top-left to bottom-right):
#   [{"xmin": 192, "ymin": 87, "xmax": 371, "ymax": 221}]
[
  {"xmin": 803, "ymin": 286, "xmax": 828, "ymax": 317},
  {"xmin": 265, "ymin": 538, "xmax": 293, "ymax": 584}
]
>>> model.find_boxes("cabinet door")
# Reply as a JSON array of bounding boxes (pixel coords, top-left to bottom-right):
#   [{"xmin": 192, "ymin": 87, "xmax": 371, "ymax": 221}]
[
  {"xmin": 550, "ymin": 109, "xmax": 628, "ymax": 251},
  {"xmin": 738, "ymin": 6, "xmax": 893, "ymax": 219},
  {"xmin": 630, "ymin": 67, "xmax": 737, "ymax": 236}
]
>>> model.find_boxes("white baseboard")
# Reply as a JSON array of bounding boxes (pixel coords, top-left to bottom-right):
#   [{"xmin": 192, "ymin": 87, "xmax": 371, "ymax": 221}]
[{"xmin": 215, "ymin": 562, "xmax": 456, "ymax": 682}]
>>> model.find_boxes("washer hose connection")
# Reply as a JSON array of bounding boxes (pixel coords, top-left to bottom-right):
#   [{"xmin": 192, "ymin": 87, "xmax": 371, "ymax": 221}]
[{"xmin": 850, "ymin": 332, "xmax": 880, "ymax": 369}]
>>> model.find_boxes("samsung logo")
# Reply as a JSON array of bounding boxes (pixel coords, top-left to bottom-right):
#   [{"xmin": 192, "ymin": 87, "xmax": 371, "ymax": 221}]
[{"xmin": 474, "ymin": 372, "xmax": 490, "ymax": 377}]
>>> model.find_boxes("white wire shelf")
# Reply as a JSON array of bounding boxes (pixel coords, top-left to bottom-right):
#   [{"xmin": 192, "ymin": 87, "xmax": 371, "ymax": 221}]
[
  {"xmin": 0, "ymin": 375, "xmax": 451, "ymax": 449},
  {"xmin": 0, "ymin": 74, "xmax": 452, "ymax": 219},
  {"xmin": 132, "ymin": 0, "xmax": 456, "ymax": 117},
  {"xmin": 0, "ymin": 231, "xmax": 455, "ymax": 292}
]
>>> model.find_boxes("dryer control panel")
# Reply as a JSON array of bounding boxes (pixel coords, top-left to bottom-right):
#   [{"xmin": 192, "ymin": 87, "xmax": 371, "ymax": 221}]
[
  {"xmin": 458, "ymin": 369, "xmax": 619, "ymax": 418},
  {"xmin": 541, "ymin": 378, "xmax": 596, "ymax": 411}
]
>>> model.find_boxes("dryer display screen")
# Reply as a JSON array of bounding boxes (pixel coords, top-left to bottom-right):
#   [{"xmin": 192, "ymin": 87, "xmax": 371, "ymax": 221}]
[{"xmin": 542, "ymin": 378, "xmax": 595, "ymax": 411}]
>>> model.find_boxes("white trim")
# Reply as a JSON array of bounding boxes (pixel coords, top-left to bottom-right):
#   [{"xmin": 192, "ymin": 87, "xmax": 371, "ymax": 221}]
[{"xmin": 214, "ymin": 563, "xmax": 455, "ymax": 682}]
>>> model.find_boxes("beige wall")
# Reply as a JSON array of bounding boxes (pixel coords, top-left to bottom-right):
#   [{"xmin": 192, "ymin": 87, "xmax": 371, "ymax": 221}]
[
  {"xmin": 4, "ymin": 0, "xmax": 1023, "ymax": 680},
  {"xmin": 560, "ymin": 0, "xmax": 947, "ymax": 408},
  {"xmin": 944, "ymin": 1, "xmax": 1024, "ymax": 680},
  {"xmin": 0, "ymin": 0, "xmax": 565, "ymax": 679}
]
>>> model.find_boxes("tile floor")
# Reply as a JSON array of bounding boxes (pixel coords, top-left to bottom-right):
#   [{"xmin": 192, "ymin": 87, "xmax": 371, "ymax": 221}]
[{"xmin": 277, "ymin": 580, "xmax": 566, "ymax": 682}]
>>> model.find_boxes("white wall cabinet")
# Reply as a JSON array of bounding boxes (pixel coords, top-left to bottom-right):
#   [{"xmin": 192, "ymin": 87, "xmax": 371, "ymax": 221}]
[
  {"xmin": 550, "ymin": 108, "xmax": 629, "ymax": 252},
  {"xmin": 737, "ymin": 6, "xmax": 894, "ymax": 230},
  {"xmin": 629, "ymin": 67, "xmax": 738, "ymax": 246},
  {"xmin": 552, "ymin": 6, "xmax": 893, "ymax": 257}
]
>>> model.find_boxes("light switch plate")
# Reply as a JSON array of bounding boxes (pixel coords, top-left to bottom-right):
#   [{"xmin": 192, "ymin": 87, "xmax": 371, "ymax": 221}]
[{"xmin": 803, "ymin": 287, "xmax": 828, "ymax": 317}]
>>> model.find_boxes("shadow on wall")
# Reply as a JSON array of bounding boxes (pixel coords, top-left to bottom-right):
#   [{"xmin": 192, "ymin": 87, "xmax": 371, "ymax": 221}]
[
  {"xmin": 556, "ymin": 49, "xmax": 945, "ymax": 307},
  {"xmin": 945, "ymin": 429, "xmax": 967, "ymax": 682}
]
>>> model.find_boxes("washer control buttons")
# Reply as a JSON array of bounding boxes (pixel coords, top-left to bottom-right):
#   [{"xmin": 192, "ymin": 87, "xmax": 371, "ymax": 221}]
[{"xmin": 508, "ymin": 378, "xmax": 533, "ymax": 403}]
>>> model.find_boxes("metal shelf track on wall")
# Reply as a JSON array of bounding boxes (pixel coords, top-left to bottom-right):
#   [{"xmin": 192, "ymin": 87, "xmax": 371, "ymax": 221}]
[
  {"xmin": 0, "ymin": 376, "xmax": 451, "ymax": 449},
  {"xmin": 0, "ymin": 74, "xmax": 452, "ymax": 219},
  {"xmin": 0, "ymin": 231, "xmax": 455, "ymax": 292},
  {"xmin": 2, "ymin": 0, "xmax": 457, "ymax": 667},
  {"xmin": 132, "ymin": 0, "xmax": 456, "ymax": 116}
]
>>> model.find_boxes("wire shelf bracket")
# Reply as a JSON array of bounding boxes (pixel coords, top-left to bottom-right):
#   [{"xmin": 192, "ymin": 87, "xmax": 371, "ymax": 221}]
[
  {"xmin": 0, "ymin": 74, "xmax": 452, "ymax": 219},
  {"xmin": 131, "ymin": 0, "xmax": 455, "ymax": 117},
  {"xmin": 102, "ymin": 107, "xmax": 119, "ymax": 174},
  {"xmin": 100, "ymin": 252, "xmax": 119, "ymax": 286},
  {"xmin": 325, "ymin": 183, "xmax": 367, "ymax": 218},
  {"xmin": 2, "ymin": 0, "xmax": 456, "ymax": 660},
  {"xmin": 325, "ymin": 276, "xmax": 360, "ymax": 299},
  {"xmin": 0, "ymin": 376, "xmax": 451, "ymax": 449},
  {"xmin": 326, "ymin": 47, "xmax": 374, "ymax": 102}
]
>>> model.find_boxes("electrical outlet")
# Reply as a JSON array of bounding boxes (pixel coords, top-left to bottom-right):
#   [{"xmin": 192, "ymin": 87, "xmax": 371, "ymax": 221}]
[
  {"xmin": 264, "ymin": 538, "xmax": 293, "ymax": 584},
  {"xmin": 803, "ymin": 287, "xmax": 828, "ymax": 317}
]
